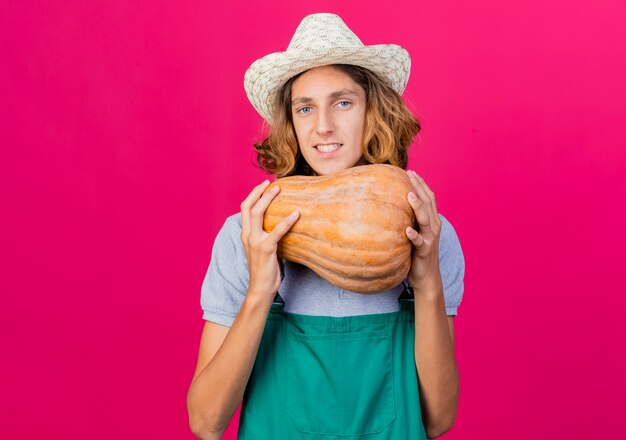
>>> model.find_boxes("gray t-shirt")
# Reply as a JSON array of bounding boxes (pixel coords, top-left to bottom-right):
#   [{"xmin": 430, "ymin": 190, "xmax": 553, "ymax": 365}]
[{"xmin": 201, "ymin": 212, "xmax": 465, "ymax": 326}]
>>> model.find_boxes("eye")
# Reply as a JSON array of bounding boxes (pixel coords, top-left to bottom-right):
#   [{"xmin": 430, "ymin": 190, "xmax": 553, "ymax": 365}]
[
  {"xmin": 337, "ymin": 100, "xmax": 351, "ymax": 108},
  {"xmin": 297, "ymin": 106, "xmax": 312, "ymax": 114}
]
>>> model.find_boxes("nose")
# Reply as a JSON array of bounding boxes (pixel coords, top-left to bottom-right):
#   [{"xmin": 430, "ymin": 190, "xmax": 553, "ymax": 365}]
[{"xmin": 315, "ymin": 108, "xmax": 334, "ymax": 136}]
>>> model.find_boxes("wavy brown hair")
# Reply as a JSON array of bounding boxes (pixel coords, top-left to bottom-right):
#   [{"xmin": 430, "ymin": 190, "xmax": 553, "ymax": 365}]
[{"xmin": 253, "ymin": 64, "xmax": 420, "ymax": 177}]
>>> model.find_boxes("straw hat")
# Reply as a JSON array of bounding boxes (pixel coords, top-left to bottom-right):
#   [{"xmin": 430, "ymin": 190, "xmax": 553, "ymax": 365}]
[{"xmin": 243, "ymin": 13, "xmax": 411, "ymax": 125}]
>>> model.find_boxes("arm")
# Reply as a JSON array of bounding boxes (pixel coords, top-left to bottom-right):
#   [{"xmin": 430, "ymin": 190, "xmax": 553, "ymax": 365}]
[
  {"xmin": 404, "ymin": 170, "xmax": 460, "ymax": 438},
  {"xmin": 186, "ymin": 179, "xmax": 299, "ymax": 438},
  {"xmin": 186, "ymin": 293, "xmax": 274, "ymax": 439},
  {"xmin": 413, "ymin": 279, "xmax": 459, "ymax": 439}
]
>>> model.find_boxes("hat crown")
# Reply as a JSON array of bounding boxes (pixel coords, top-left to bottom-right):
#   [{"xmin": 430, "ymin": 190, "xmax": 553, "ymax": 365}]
[
  {"xmin": 244, "ymin": 13, "xmax": 411, "ymax": 125},
  {"xmin": 286, "ymin": 13, "xmax": 364, "ymax": 51}
]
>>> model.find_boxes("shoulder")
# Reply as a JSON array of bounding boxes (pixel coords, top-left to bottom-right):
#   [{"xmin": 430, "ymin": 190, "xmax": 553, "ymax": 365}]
[
  {"xmin": 213, "ymin": 212, "xmax": 243, "ymax": 247},
  {"xmin": 436, "ymin": 213, "xmax": 465, "ymax": 316},
  {"xmin": 206, "ymin": 212, "xmax": 247, "ymax": 268},
  {"xmin": 223, "ymin": 211, "xmax": 243, "ymax": 233},
  {"xmin": 438, "ymin": 213, "xmax": 463, "ymax": 258},
  {"xmin": 200, "ymin": 212, "xmax": 248, "ymax": 326}
]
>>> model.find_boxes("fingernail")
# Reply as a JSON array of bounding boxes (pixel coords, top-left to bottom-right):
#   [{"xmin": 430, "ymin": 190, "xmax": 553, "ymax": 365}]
[
  {"xmin": 290, "ymin": 210, "xmax": 299, "ymax": 218},
  {"xmin": 409, "ymin": 192, "xmax": 417, "ymax": 202},
  {"xmin": 406, "ymin": 227, "xmax": 416, "ymax": 237}
]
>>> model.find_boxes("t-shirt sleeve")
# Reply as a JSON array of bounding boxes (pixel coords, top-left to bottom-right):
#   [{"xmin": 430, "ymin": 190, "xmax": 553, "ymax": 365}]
[
  {"xmin": 438, "ymin": 214, "xmax": 466, "ymax": 316},
  {"xmin": 200, "ymin": 213, "xmax": 249, "ymax": 327}
]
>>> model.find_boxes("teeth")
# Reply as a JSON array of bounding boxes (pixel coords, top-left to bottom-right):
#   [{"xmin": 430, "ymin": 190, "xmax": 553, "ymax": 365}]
[{"xmin": 316, "ymin": 143, "xmax": 341, "ymax": 152}]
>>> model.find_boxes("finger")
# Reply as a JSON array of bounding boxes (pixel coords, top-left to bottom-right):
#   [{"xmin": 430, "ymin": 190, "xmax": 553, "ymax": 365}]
[
  {"xmin": 407, "ymin": 170, "xmax": 438, "ymax": 230},
  {"xmin": 267, "ymin": 210, "xmax": 300, "ymax": 245},
  {"xmin": 409, "ymin": 170, "xmax": 439, "ymax": 225},
  {"xmin": 407, "ymin": 191, "xmax": 432, "ymax": 237},
  {"xmin": 405, "ymin": 226, "xmax": 424, "ymax": 247},
  {"xmin": 240, "ymin": 179, "xmax": 271, "ymax": 239},
  {"xmin": 250, "ymin": 183, "xmax": 281, "ymax": 235},
  {"xmin": 407, "ymin": 170, "xmax": 435, "ymax": 216}
]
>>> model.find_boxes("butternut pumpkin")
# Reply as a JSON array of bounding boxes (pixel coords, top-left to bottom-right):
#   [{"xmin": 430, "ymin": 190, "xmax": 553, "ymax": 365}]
[{"xmin": 263, "ymin": 164, "xmax": 416, "ymax": 293}]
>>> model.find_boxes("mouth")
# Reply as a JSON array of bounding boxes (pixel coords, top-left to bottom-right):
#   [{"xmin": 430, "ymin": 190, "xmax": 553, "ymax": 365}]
[{"xmin": 314, "ymin": 143, "xmax": 343, "ymax": 153}]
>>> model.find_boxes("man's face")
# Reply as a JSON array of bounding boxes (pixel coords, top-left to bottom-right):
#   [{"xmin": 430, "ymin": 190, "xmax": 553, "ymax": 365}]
[{"xmin": 291, "ymin": 65, "xmax": 368, "ymax": 175}]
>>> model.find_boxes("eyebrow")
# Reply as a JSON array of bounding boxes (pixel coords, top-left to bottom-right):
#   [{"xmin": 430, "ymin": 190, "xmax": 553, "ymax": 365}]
[{"xmin": 291, "ymin": 89, "xmax": 360, "ymax": 106}]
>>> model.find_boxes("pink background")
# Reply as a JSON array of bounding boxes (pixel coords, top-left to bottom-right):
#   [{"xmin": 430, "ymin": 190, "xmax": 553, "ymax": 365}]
[{"xmin": 2, "ymin": 1, "xmax": 625, "ymax": 439}]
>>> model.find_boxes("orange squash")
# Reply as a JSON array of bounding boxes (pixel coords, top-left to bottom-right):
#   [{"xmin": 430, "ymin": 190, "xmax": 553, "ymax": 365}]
[{"xmin": 263, "ymin": 164, "xmax": 416, "ymax": 293}]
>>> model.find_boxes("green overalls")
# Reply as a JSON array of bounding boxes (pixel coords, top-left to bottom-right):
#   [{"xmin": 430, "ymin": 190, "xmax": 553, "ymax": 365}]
[{"xmin": 238, "ymin": 281, "xmax": 428, "ymax": 439}]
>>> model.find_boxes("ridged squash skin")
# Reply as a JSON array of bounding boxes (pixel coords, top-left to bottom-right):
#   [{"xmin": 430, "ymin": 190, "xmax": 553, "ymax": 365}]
[{"xmin": 262, "ymin": 164, "xmax": 416, "ymax": 293}]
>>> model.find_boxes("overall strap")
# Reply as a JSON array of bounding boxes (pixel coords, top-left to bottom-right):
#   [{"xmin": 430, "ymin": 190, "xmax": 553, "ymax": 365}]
[
  {"xmin": 399, "ymin": 279, "xmax": 415, "ymax": 301},
  {"xmin": 272, "ymin": 258, "xmax": 286, "ymax": 306}
]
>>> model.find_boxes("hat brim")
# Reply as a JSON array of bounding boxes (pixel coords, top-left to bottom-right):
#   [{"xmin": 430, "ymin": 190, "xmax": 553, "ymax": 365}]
[{"xmin": 244, "ymin": 44, "xmax": 410, "ymax": 125}]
